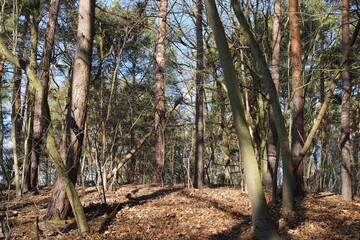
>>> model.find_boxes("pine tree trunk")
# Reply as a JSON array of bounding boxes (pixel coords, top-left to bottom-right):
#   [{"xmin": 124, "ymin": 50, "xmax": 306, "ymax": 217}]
[
  {"xmin": 153, "ymin": 0, "xmax": 168, "ymax": 184},
  {"xmin": 205, "ymin": 1, "xmax": 280, "ymax": 238},
  {"xmin": 194, "ymin": 0, "xmax": 205, "ymax": 189},
  {"xmin": 340, "ymin": 0, "xmax": 352, "ymax": 202},
  {"xmin": 46, "ymin": 0, "xmax": 95, "ymax": 221},
  {"xmin": 266, "ymin": 0, "xmax": 281, "ymax": 202},
  {"xmin": 289, "ymin": 0, "xmax": 305, "ymax": 196}
]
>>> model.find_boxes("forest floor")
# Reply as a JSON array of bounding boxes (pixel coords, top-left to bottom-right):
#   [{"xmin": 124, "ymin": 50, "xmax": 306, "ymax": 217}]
[{"xmin": 0, "ymin": 184, "xmax": 359, "ymax": 239}]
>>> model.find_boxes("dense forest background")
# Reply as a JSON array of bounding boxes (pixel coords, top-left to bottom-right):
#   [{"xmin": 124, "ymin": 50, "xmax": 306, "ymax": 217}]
[{"xmin": 0, "ymin": 0, "xmax": 359, "ymax": 238}]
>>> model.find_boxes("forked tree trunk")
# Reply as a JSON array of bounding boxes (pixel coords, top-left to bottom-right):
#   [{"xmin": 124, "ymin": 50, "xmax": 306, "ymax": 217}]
[
  {"xmin": 46, "ymin": 0, "xmax": 95, "ymax": 221},
  {"xmin": 29, "ymin": 0, "xmax": 60, "ymax": 191},
  {"xmin": 231, "ymin": 0, "xmax": 295, "ymax": 211},
  {"xmin": 204, "ymin": 0, "xmax": 280, "ymax": 238},
  {"xmin": 340, "ymin": 0, "xmax": 352, "ymax": 202},
  {"xmin": 153, "ymin": 0, "xmax": 168, "ymax": 184},
  {"xmin": 194, "ymin": 0, "xmax": 205, "ymax": 189},
  {"xmin": 266, "ymin": 0, "xmax": 281, "ymax": 203},
  {"xmin": 289, "ymin": 0, "xmax": 305, "ymax": 196}
]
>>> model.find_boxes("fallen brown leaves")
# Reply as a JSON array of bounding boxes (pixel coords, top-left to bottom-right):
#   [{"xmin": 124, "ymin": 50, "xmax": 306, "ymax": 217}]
[{"xmin": 0, "ymin": 186, "xmax": 359, "ymax": 239}]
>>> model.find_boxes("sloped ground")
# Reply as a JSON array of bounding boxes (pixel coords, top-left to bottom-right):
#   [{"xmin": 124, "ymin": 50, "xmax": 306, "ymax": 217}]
[{"xmin": 0, "ymin": 184, "xmax": 359, "ymax": 239}]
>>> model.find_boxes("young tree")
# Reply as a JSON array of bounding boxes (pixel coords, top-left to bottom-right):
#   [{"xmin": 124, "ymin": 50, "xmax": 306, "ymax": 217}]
[
  {"xmin": 340, "ymin": 0, "xmax": 352, "ymax": 202},
  {"xmin": 46, "ymin": 0, "xmax": 95, "ymax": 221},
  {"xmin": 204, "ymin": 0, "xmax": 280, "ymax": 238},
  {"xmin": 231, "ymin": 0, "xmax": 295, "ymax": 211},
  {"xmin": 194, "ymin": 0, "xmax": 205, "ymax": 189},
  {"xmin": 289, "ymin": 0, "xmax": 305, "ymax": 196},
  {"xmin": 153, "ymin": 0, "xmax": 168, "ymax": 184}
]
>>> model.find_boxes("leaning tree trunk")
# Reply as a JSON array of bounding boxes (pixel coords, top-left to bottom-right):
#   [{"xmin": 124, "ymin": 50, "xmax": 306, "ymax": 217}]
[
  {"xmin": 205, "ymin": 0, "xmax": 280, "ymax": 238},
  {"xmin": 289, "ymin": 0, "xmax": 305, "ymax": 196},
  {"xmin": 194, "ymin": 0, "xmax": 205, "ymax": 189},
  {"xmin": 46, "ymin": 0, "xmax": 95, "ymax": 220},
  {"xmin": 266, "ymin": 0, "xmax": 281, "ymax": 203},
  {"xmin": 231, "ymin": 0, "xmax": 295, "ymax": 211},
  {"xmin": 340, "ymin": 0, "xmax": 352, "ymax": 202},
  {"xmin": 29, "ymin": 0, "xmax": 60, "ymax": 191},
  {"xmin": 153, "ymin": 0, "xmax": 168, "ymax": 184}
]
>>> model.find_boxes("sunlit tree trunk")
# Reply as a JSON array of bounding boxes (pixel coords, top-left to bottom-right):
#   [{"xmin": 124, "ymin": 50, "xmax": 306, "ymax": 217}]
[
  {"xmin": 46, "ymin": 0, "xmax": 95, "ymax": 220},
  {"xmin": 0, "ymin": 55, "xmax": 9, "ymax": 187},
  {"xmin": 205, "ymin": 0, "xmax": 280, "ymax": 238},
  {"xmin": 289, "ymin": 0, "xmax": 305, "ymax": 196},
  {"xmin": 194, "ymin": 0, "xmax": 205, "ymax": 189},
  {"xmin": 153, "ymin": 0, "xmax": 168, "ymax": 184},
  {"xmin": 29, "ymin": 0, "xmax": 60, "ymax": 191},
  {"xmin": 340, "ymin": 0, "xmax": 352, "ymax": 202},
  {"xmin": 266, "ymin": 0, "xmax": 281, "ymax": 202}
]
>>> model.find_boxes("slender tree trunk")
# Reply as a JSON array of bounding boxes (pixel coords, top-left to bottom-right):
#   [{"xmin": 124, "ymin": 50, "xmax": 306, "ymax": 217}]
[
  {"xmin": 266, "ymin": 0, "xmax": 281, "ymax": 203},
  {"xmin": 231, "ymin": 0, "xmax": 295, "ymax": 211},
  {"xmin": 205, "ymin": 1, "xmax": 280, "ymax": 238},
  {"xmin": 340, "ymin": 0, "xmax": 352, "ymax": 202},
  {"xmin": 0, "ymin": 55, "xmax": 9, "ymax": 187},
  {"xmin": 29, "ymin": 0, "xmax": 60, "ymax": 191},
  {"xmin": 46, "ymin": 0, "xmax": 95, "ymax": 220},
  {"xmin": 194, "ymin": 0, "xmax": 205, "ymax": 189},
  {"xmin": 153, "ymin": 0, "xmax": 168, "ymax": 184},
  {"xmin": 319, "ymin": 57, "xmax": 328, "ymax": 192},
  {"xmin": 289, "ymin": 0, "xmax": 305, "ymax": 196}
]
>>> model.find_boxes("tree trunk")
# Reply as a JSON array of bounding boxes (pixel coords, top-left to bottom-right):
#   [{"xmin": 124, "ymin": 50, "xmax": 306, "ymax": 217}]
[
  {"xmin": 0, "ymin": 55, "xmax": 9, "ymax": 187},
  {"xmin": 266, "ymin": 0, "xmax": 281, "ymax": 203},
  {"xmin": 204, "ymin": 0, "xmax": 280, "ymax": 238},
  {"xmin": 340, "ymin": 0, "xmax": 352, "ymax": 202},
  {"xmin": 194, "ymin": 0, "xmax": 205, "ymax": 189},
  {"xmin": 30, "ymin": 0, "xmax": 60, "ymax": 191},
  {"xmin": 153, "ymin": 0, "xmax": 168, "ymax": 184},
  {"xmin": 46, "ymin": 0, "xmax": 95, "ymax": 220},
  {"xmin": 231, "ymin": 0, "xmax": 295, "ymax": 211},
  {"xmin": 289, "ymin": 0, "xmax": 305, "ymax": 196}
]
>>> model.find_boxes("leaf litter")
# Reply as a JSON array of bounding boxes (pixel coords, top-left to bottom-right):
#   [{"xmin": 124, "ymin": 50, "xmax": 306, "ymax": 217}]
[{"xmin": 0, "ymin": 185, "xmax": 359, "ymax": 239}]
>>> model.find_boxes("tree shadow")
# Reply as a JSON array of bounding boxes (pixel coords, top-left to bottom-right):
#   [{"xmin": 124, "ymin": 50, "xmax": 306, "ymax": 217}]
[
  {"xmin": 84, "ymin": 186, "xmax": 183, "ymax": 233},
  {"xmin": 179, "ymin": 190, "xmax": 252, "ymax": 239}
]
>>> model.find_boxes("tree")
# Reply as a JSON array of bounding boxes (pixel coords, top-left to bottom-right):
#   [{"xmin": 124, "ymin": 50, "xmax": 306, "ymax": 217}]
[
  {"xmin": 204, "ymin": 0, "xmax": 280, "ymax": 238},
  {"xmin": 231, "ymin": 0, "xmax": 295, "ymax": 211},
  {"xmin": 340, "ymin": 0, "xmax": 352, "ymax": 202},
  {"xmin": 194, "ymin": 0, "xmax": 205, "ymax": 189},
  {"xmin": 266, "ymin": 0, "xmax": 281, "ymax": 202},
  {"xmin": 28, "ymin": 0, "xmax": 60, "ymax": 191},
  {"xmin": 289, "ymin": 0, "xmax": 305, "ymax": 196},
  {"xmin": 153, "ymin": 0, "xmax": 168, "ymax": 184},
  {"xmin": 45, "ymin": 0, "xmax": 95, "ymax": 224}
]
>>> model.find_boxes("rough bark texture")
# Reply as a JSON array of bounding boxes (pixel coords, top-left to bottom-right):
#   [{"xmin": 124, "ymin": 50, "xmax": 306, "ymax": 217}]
[
  {"xmin": 0, "ymin": 55, "xmax": 9, "ymax": 186},
  {"xmin": 205, "ymin": 0, "xmax": 280, "ymax": 238},
  {"xmin": 231, "ymin": 0, "xmax": 295, "ymax": 211},
  {"xmin": 267, "ymin": 0, "xmax": 281, "ymax": 202},
  {"xmin": 340, "ymin": 0, "xmax": 352, "ymax": 202},
  {"xmin": 29, "ymin": 0, "xmax": 60, "ymax": 191},
  {"xmin": 153, "ymin": 0, "xmax": 168, "ymax": 184},
  {"xmin": 46, "ymin": 0, "xmax": 95, "ymax": 220},
  {"xmin": 289, "ymin": 0, "xmax": 305, "ymax": 196},
  {"xmin": 194, "ymin": 0, "xmax": 205, "ymax": 189}
]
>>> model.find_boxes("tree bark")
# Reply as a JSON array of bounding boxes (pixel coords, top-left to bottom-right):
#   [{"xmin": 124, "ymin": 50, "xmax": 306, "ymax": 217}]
[
  {"xmin": 266, "ymin": 0, "xmax": 281, "ymax": 203},
  {"xmin": 340, "ymin": 0, "xmax": 352, "ymax": 202},
  {"xmin": 194, "ymin": 0, "xmax": 205, "ymax": 189},
  {"xmin": 289, "ymin": 0, "xmax": 305, "ymax": 196},
  {"xmin": 231, "ymin": 0, "xmax": 295, "ymax": 211},
  {"xmin": 29, "ymin": 0, "xmax": 60, "ymax": 191},
  {"xmin": 153, "ymin": 0, "xmax": 168, "ymax": 184},
  {"xmin": 0, "ymin": 55, "xmax": 9, "ymax": 187},
  {"xmin": 46, "ymin": 0, "xmax": 95, "ymax": 221},
  {"xmin": 205, "ymin": 0, "xmax": 280, "ymax": 238}
]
